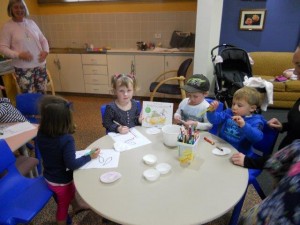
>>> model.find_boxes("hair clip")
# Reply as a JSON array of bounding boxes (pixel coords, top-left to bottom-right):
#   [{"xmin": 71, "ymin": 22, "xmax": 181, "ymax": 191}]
[
  {"xmin": 114, "ymin": 73, "xmax": 123, "ymax": 79},
  {"xmin": 126, "ymin": 73, "xmax": 135, "ymax": 80},
  {"xmin": 66, "ymin": 102, "xmax": 73, "ymax": 110}
]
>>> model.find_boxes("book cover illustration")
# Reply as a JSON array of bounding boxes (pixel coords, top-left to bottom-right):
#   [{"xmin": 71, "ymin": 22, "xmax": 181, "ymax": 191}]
[{"xmin": 142, "ymin": 101, "xmax": 173, "ymax": 128}]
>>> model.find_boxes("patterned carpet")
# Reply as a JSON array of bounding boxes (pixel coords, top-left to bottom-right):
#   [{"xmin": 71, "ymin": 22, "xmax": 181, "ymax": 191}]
[{"xmin": 30, "ymin": 94, "xmax": 262, "ymax": 225}]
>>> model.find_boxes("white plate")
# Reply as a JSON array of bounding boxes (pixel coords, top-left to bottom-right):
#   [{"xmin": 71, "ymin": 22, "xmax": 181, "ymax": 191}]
[
  {"xmin": 146, "ymin": 127, "xmax": 161, "ymax": 135},
  {"xmin": 100, "ymin": 171, "xmax": 122, "ymax": 183},
  {"xmin": 143, "ymin": 154, "xmax": 157, "ymax": 165},
  {"xmin": 212, "ymin": 147, "xmax": 231, "ymax": 156},
  {"xmin": 143, "ymin": 169, "xmax": 160, "ymax": 181},
  {"xmin": 155, "ymin": 163, "xmax": 171, "ymax": 175}
]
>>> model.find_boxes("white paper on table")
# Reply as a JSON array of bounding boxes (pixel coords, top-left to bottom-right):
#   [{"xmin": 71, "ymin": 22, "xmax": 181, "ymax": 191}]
[
  {"xmin": 76, "ymin": 149, "xmax": 120, "ymax": 169},
  {"xmin": 108, "ymin": 127, "xmax": 151, "ymax": 151},
  {"xmin": 0, "ymin": 122, "xmax": 36, "ymax": 139}
]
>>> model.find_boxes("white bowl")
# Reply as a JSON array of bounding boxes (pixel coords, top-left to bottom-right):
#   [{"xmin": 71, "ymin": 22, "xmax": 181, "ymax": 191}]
[
  {"xmin": 161, "ymin": 124, "xmax": 181, "ymax": 147},
  {"xmin": 143, "ymin": 154, "xmax": 157, "ymax": 165},
  {"xmin": 155, "ymin": 163, "xmax": 171, "ymax": 175},
  {"xmin": 143, "ymin": 169, "xmax": 160, "ymax": 181}
]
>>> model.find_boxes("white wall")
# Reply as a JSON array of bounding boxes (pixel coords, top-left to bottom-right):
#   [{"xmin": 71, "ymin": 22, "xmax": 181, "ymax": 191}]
[{"xmin": 194, "ymin": 0, "xmax": 223, "ymax": 96}]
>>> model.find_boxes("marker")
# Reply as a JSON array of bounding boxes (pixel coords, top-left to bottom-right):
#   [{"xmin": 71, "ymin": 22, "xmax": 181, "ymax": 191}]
[
  {"xmin": 197, "ymin": 106, "xmax": 212, "ymax": 117},
  {"xmin": 84, "ymin": 148, "xmax": 97, "ymax": 156},
  {"xmin": 204, "ymin": 137, "xmax": 215, "ymax": 145},
  {"xmin": 113, "ymin": 120, "xmax": 136, "ymax": 137},
  {"xmin": 113, "ymin": 120, "xmax": 121, "ymax": 126}
]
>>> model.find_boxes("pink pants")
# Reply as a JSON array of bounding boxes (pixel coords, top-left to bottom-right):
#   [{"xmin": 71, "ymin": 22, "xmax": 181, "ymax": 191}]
[{"xmin": 47, "ymin": 181, "xmax": 75, "ymax": 221}]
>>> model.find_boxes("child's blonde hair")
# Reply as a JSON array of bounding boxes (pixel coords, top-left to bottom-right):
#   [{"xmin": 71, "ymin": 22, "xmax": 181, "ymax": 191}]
[
  {"xmin": 233, "ymin": 86, "xmax": 262, "ymax": 107},
  {"xmin": 111, "ymin": 74, "xmax": 137, "ymax": 91}
]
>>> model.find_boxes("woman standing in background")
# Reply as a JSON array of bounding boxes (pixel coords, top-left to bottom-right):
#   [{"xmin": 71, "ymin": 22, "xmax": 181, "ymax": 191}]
[{"xmin": 0, "ymin": 0, "xmax": 49, "ymax": 93}]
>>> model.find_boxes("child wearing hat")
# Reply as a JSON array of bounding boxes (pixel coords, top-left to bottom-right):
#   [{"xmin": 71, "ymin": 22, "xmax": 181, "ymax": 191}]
[{"xmin": 174, "ymin": 74, "xmax": 212, "ymax": 131}]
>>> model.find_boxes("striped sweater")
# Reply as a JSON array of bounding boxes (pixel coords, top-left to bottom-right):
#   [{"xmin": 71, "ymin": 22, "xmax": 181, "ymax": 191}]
[{"xmin": 0, "ymin": 98, "xmax": 27, "ymax": 123}]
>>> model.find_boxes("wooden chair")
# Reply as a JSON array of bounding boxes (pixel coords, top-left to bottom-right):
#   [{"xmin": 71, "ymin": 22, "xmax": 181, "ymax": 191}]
[{"xmin": 149, "ymin": 58, "xmax": 193, "ymax": 101}]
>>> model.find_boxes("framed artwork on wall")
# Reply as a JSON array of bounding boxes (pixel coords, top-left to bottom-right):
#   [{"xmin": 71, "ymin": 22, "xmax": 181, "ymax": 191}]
[{"xmin": 239, "ymin": 9, "xmax": 266, "ymax": 31}]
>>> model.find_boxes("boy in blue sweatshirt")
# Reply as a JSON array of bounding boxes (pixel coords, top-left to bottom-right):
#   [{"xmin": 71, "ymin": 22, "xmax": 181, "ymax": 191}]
[{"xmin": 207, "ymin": 86, "xmax": 264, "ymax": 156}]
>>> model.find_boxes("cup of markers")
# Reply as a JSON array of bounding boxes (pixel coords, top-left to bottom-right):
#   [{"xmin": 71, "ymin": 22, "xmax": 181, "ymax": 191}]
[{"xmin": 177, "ymin": 125, "xmax": 200, "ymax": 166}]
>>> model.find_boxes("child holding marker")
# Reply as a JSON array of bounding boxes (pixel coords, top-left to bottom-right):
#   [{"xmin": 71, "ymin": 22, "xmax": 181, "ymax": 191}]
[
  {"xmin": 174, "ymin": 74, "xmax": 212, "ymax": 131},
  {"xmin": 103, "ymin": 74, "xmax": 143, "ymax": 134},
  {"xmin": 207, "ymin": 86, "xmax": 264, "ymax": 155},
  {"xmin": 36, "ymin": 95, "xmax": 100, "ymax": 225}
]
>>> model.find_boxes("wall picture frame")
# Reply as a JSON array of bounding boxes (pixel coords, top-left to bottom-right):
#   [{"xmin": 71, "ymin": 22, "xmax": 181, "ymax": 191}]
[{"xmin": 239, "ymin": 9, "xmax": 266, "ymax": 31}]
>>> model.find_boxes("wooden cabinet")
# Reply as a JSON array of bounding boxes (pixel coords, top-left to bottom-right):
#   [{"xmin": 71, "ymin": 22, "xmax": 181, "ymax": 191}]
[
  {"xmin": 47, "ymin": 54, "xmax": 62, "ymax": 92},
  {"xmin": 47, "ymin": 54, "xmax": 84, "ymax": 93},
  {"xmin": 135, "ymin": 55, "xmax": 164, "ymax": 97},
  {"xmin": 107, "ymin": 53, "xmax": 193, "ymax": 98},
  {"xmin": 107, "ymin": 54, "xmax": 135, "ymax": 76},
  {"xmin": 48, "ymin": 51, "xmax": 193, "ymax": 97},
  {"xmin": 82, "ymin": 54, "xmax": 109, "ymax": 94}
]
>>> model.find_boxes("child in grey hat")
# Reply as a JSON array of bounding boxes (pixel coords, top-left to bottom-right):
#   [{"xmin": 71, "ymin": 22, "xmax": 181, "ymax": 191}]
[{"xmin": 174, "ymin": 74, "xmax": 212, "ymax": 130}]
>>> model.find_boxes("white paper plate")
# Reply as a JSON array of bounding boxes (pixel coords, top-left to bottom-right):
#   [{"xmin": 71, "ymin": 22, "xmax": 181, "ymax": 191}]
[
  {"xmin": 143, "ymin": 169, "xmax": 160, "ymax": 181},
  {"xmin": 100, "ymin": 171, "xmax": 122, "ymax": 183},
  {"xmin": 146, "ymin": 127, "xmax": 161, "ymax": 135},
  {"xmin": 212, "ymin": 147, "xmax": 231, "ymax": 156},
  {"xmin": 143, "ymin": 154, "xmax": 157, "ymax": 165},
  {"xmin": 155, "ymin": 163, "xmax": 171, "ymax": 175}
]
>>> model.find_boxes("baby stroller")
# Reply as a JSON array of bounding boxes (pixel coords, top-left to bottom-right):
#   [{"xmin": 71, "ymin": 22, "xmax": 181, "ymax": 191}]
[{"xmin": 211, "ymin": 44, "xmax": 253, "ymax": 108}]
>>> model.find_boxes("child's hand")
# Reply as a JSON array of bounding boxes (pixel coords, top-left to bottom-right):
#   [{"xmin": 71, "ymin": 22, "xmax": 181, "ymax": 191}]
[
  {"xmin": 232, "ymin": 116, "xmax": 245, "ymax": 127},
  {"xmin": 118, "ymin": 125, "xmax": 129, "ymax": 134},
  {"xmin": 231, "ymin": 153, "xmax": 245, "ymax": 167},
  {"xmin": 174, "ymin": 115, "xmax": 182, "ymax": 124},
  {"xmin": 90, "ymin": 148, "xmax": 100, "ymax": 159},
  {"xmin": 267, "ymin": 118, "xmax": 282, "ymax": 131},
  {"xmin": 208, "ymin": 101, "xmax": 219, "ymax": 112}
]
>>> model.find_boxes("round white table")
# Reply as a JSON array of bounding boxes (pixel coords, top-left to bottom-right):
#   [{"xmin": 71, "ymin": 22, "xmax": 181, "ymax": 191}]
[{"xmin": 74, "ymin": 126, "xmax": 248, "ymax": 225}]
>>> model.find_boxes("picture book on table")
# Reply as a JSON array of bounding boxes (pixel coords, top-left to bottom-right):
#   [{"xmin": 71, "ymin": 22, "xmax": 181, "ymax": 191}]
[{"xmin": 142, "ymin": 101, "xmax": 173, "ymax": 128}]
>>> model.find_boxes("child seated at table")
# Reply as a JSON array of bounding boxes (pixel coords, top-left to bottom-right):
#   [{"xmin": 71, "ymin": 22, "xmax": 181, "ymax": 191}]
[
  {"xmin": 174, "ymin": 74, "xmax": 212, "ymax": 131},
  {"xmin": 103, "ymin": 74, "xmax": 143, "ymax": 134},
  {"xmin": 37, "ymin": 95, "xmax": 100, "ymax": 225},
  {"xmin": 207, "ymin": 86, "xmax": 264, "ymax": 155},
  {"xmin": 0, "ymin": 85, "xmax": 27, "ymax": 123}
]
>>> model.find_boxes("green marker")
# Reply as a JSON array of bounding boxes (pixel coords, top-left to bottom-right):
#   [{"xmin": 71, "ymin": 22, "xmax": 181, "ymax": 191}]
[{"xmin": 84, "ymin": 148, "xmax": 97, "ymax": 156}]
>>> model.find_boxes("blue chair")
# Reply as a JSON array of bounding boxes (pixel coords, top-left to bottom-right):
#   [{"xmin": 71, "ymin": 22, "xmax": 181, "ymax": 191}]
[
  {"xmin": 100, "ymin": 100, "xmax": 141, "ymax": 134},
  {"xmin": 0, "ymin": 139, "xmax": 53, "ymax": 225},
  {"xmin": 16, "ymin": 93, "xmax": 43, "ymax": 175},
  {"xmin": 15, "ymin": 93, "xmax": 43, "ymax": 124},
  {"xmin": 206, "ymin": 98, "xmax": 224, "ymax": 135},
  {"xmin": 228, "ymin": 120, "xmax": 279, "ymax": 225}
]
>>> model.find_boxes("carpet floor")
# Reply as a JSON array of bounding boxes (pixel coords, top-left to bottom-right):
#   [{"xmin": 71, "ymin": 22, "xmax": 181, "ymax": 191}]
[{"xmin": 30, "ymin": 94, "xmax": 264, "ymax": 225}]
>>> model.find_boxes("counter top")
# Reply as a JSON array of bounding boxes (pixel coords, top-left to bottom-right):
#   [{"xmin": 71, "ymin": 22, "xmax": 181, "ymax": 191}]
[{"xmin": 49, "ymin": 48, "xmax": 194, "ymax": 55}]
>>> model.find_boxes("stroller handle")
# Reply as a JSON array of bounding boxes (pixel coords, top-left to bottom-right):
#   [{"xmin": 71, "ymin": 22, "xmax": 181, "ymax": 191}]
[{"xmin": 210, "ymin": 43, "xmax": 236, "ymax": 58}]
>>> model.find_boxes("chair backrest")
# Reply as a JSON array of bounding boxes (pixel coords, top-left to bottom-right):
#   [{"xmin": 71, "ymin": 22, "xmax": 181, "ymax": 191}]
[
  {"xmin": 0, "ymin": 139, "xmax": 53, "ymax": 225},
  {"xmin": 206, "ymin": 98, "xmax": 224, "ymax": 135},
  {"xmin": 46, "ymin": 69, "xmax": 55, "ymax": 95},
  {"xmin": 16, "ymin": 93, "xmax": 43, "ymax": 124},
  {"xmin": 100, "ymin": 101, "xmax": 141, "ymax": 133},
  {"xmin": 0, "ymin": 140, "xmax": 16, "ymax": 174},
  {"xmin": 252, "ymin": 120, "xmax": 279, "ymax": 157},
  {"xmin": 176, "ymin": 58, "xmax": 193, "ymax": 77}
]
